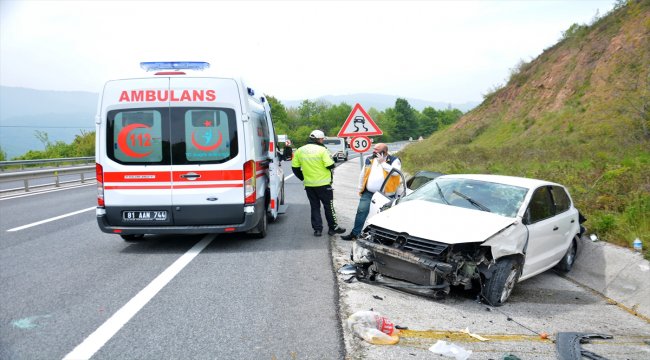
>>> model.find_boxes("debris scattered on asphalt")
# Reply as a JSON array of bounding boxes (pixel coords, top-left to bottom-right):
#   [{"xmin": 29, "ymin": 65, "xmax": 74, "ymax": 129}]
[
  {"xmin": 339, "ymin": 264, "xmax": 357, "ymax": 275},
  {"xmin": 429, "ymin": 340, "xmax": 472, "ymax": 360},
  {"xmin": 373, "ymin": 295, "xmax": 384, "ymax": 300},
  {"xmin": 395, "ymin": 325, "xmax": 409, "ymax": 330},
  {"xmin": 346, "ymin": 310, "xmax": 400, "ymax": 345},
  {"xmin": 344, "ymin": 276, "xmax": 356, "ymax": 283},
  {"xmin": 502, "ymin": 354, "xmax": 522, "ymax": 360},
  {"xmin": 461, "ymin": 327, "xmax": 489, "ymax": 341},
  {"xmin": 539, "ymin": 332, "xmax": 549, "ymax": 340},
  {"xmin": 556, "ymin": 332, "xmax": 612, "ymax": 360}
]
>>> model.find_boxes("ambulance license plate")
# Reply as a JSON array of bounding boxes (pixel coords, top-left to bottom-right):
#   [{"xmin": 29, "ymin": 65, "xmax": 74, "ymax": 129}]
[{"xmin": 122, "ymin": 211, "xmax": 167, "ymax": 221}]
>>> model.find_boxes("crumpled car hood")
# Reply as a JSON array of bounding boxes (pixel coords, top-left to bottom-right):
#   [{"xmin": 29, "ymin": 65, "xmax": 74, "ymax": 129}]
[{"xmin": 366, "ymin": 199, "xmax": 516, "ymax": 244}]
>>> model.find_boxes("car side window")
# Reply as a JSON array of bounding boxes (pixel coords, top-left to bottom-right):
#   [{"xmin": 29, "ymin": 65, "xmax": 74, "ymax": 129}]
[
  {"xmin": 527, "ymin": 187, "xmax": 554, "ymax": 223},
  {"xmin": 550, "ymin": 186, "xmax": 571, "ymax": 214}
]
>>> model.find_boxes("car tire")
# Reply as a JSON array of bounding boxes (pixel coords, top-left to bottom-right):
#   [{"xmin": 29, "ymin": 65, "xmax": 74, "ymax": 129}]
[
  {"xmin": 482, "ymin": 257, "xmax": 521, "ymax": 306},
  {"xmin": 120, "ymin": 234, "xmax": 145, "ymax": 242},
  {"xmin": 555, "ymin": 236, "xmax": 578, "ymax": 272},
  {"xmin": 252, "ymin": 211, "xmax": 267, "ymax": 239}
]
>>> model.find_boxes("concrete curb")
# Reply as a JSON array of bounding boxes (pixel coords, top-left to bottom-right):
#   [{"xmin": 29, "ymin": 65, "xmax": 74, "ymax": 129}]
[{"xmin": 568, "ymin": 236, "xmax": 650, "ymax": 318}]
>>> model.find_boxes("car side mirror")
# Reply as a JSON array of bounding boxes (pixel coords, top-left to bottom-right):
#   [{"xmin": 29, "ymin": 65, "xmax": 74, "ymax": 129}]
[{"xmin": 282, "ymin": 146, "xmax": 293, "ymax": 161}]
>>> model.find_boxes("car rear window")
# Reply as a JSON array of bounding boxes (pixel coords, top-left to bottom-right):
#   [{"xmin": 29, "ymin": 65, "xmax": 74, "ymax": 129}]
[
  {"xmin": 107, "ymin": 108, "xmax": 169, "ymax": 165},
  {"xmin": 172, "ymin": 107, "xmax": 238, "ymax": 164},
  {"xmin": 107, "ymin": 107, "xmax": 238, "ymax": 165}
]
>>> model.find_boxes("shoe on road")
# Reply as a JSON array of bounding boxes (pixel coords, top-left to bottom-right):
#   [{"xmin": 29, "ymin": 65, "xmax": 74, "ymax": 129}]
[
  {"xmin": 340, "ymin": 233, "xmax": 357, "ymax": 241},
  {"xmin": 328, "ymin": 227, "xmax": 346, "ymax": 236},
  {"xmin": 314, "ymin": 230, "xmax": 322, "ymax": 237}
]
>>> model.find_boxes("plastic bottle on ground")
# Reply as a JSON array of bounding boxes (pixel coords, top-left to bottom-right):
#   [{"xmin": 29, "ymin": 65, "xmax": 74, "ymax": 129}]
[
  {"xmin": 633, "ymin": 238, "xmax": 642, "ymax": 252},
  {"xmin": 346, "ymin": 310, "xmax": 400, "ymax": 345}
]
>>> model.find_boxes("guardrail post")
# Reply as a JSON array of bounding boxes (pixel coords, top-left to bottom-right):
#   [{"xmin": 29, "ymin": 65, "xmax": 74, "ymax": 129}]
[
  {"xmin": 24, "ymin": 179, "xmax": 29, "ymax": 192},
  {"xmin": 81, "ymin": 173, "xmax": 85, "ymax": 183},
  {"xmin": 55, "ymin": 171, "xmax": 60, "ymax": 187}
]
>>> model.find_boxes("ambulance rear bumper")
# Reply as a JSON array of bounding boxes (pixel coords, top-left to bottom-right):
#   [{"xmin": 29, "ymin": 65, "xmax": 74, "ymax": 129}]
[{"xmin": 96, "ymin": 200, "xmax": 264, "ymax": 235}]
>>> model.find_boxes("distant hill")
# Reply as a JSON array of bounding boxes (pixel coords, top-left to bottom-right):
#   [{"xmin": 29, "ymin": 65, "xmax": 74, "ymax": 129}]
[
  {"xmin": 281, "ymin": 93, "xmax": 479, "ymax": 112},
  {"xmin": 399, "ymin": 1, "xmax": 649, "ymax": 249},
  {"xmin": 0, "ymin": 86, "xmax": 97, "ymax": 158}
]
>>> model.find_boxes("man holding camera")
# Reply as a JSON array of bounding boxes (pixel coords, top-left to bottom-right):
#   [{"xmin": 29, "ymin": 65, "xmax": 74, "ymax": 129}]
[{"xmin": 340, "ymin": 143, "xmax": 401, "ymax": 241}]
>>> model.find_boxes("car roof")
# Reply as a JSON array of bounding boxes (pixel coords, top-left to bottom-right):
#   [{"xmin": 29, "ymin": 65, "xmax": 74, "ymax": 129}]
[{"xmin": 438, "ymin": 174, "xmax": 560, "ymax": 190}]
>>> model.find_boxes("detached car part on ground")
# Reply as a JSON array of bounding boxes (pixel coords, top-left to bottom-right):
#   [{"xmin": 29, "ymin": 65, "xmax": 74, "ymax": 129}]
[{"xmin": 352, "ymin": 171, "xmax": 585, "ymax": 306}]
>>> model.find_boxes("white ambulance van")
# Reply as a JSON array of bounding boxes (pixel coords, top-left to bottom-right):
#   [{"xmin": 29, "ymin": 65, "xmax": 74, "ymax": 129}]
[{"xmin": 95, "ymin": 62, "xmax": 291, "ymax": 241}]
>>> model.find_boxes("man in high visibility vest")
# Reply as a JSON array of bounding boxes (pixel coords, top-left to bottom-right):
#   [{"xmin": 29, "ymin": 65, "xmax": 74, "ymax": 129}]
[
  {"xmin": 341, "ymin": 143, "xmax": 401, "ymax": 241},
  {"xmin": 292, "ymin": 130, "xmax": 346, "ymax": 237}
]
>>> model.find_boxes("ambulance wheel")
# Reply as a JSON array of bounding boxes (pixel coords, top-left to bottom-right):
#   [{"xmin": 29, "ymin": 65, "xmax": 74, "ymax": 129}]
[
  {"xmin": 252, "ymin": 211, "xmax": 267, "ymax": 239},
  {"xmin": 121, "ymin": 234, "xmax": 145, "ymax": 242}
]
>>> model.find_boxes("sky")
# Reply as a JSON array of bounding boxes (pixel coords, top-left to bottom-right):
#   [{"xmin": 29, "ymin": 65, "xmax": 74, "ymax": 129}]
[{"xmin": 0, "ymin": 0, "xmax": 616, "ymax": 104}]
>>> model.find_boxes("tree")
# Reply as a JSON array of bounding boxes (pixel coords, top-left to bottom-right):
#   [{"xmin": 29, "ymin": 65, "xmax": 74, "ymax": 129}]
[
  {"xmin": 0, "ymin": 145, "xmax": 6, "ymax": 161},
  {"xmin": 420, "ymin": 106, "xmax": 440, "ymax": 136},
  {"xmin": 393, "ymin": 98, "xmax": 417, "ymax": 140}
]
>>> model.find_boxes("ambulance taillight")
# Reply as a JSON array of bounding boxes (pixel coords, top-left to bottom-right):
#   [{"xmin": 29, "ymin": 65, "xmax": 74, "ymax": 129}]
[
  {"xmin": 243, "ymin": 160, "xmax": 256, "ymax": 205},
  {"xmin": 96, "ymin": 163, "xmax": 105, "ymax": 207}
]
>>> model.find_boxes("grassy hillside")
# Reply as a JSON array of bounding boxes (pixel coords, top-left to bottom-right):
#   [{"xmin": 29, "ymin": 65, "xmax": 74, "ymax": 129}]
[{"xmin": 399, "ymin": 1, "xmax": 649, "ymax": 254}]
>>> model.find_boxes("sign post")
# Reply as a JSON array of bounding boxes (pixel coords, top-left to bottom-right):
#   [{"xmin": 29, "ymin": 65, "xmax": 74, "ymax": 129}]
[{"xmin": 337, "ymin": 103, "xmax": 383, "ymax": 169}]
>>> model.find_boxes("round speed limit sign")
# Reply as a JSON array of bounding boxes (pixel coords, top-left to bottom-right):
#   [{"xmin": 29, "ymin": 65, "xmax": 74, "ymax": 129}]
[{"xmin": 350, "ymin": 136, "xmax": 372, "ymax": 153}]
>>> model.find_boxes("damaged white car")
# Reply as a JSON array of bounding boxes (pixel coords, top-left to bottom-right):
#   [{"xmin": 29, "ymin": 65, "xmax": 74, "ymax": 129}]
[{"xmin": 352, "ymin": 172, "xmax": 585, "ymax": 306}]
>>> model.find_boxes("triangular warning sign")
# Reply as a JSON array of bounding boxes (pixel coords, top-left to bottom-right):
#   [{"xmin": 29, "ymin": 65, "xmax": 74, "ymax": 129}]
[{"xmin": 337, "ymin": 103, "xmax": 383, "ymax": 137}]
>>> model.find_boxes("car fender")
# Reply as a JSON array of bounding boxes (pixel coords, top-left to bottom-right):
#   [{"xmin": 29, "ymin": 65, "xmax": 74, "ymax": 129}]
[{"xmin": 481, "ymin": 220, "xmax": 529, "ymax": 260}]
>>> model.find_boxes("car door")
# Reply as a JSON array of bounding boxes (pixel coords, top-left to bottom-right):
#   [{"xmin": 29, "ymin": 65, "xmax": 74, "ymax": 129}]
[
  {"xmin": 522, "ymin": 186, "xmax": 572, "ymax": 277},
  {"xmin": 367, "ymin": 168, "xmax": 407, "ymax": 222}
]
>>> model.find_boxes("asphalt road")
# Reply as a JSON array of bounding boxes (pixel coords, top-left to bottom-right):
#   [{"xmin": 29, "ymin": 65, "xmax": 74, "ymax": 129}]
[{"xmin": 0, "ymin": 161, "xmax": 345, "ymax": 359}]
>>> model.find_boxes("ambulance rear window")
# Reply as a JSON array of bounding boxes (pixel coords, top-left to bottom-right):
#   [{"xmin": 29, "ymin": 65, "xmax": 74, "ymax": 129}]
[
  {"xmin": 173, "ymin": 107, "xmax": 238, "ymax": 164},
  {"xmin": 107, "ymin": 109, "xmax": 168, "ymax": 164}
]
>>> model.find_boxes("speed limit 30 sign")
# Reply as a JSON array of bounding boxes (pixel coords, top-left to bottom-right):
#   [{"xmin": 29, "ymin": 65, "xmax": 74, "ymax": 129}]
[{"xmin": 350, "ymin": 136, "xmax": 372, "ymax": 153}]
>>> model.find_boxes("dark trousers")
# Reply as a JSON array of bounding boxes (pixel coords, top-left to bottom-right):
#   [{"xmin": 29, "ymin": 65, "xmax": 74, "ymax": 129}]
[{"xmin": 305, "ymin": 185, "xmax": 338, "ymax": 231}]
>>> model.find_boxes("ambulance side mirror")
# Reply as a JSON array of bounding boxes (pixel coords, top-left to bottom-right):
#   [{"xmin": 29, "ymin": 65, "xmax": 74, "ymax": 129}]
[{"xmin": 282, "ymin": 146, "xmax": 293, "ymax": 161}]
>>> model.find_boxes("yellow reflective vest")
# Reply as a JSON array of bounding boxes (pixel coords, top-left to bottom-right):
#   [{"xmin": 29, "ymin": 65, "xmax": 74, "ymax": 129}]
[
  {"xmin": 360, "ymin": 155, "xmax": 400, "ymax": 196},
  {"xmin": 292, "ymin": 143, "xmax": 334, "ymax": 187}
]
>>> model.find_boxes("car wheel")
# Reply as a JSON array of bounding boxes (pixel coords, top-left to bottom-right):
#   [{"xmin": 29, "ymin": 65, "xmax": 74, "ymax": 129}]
[
  {"xmin": 252, "ymin": 211, "xmax": 267, "ymax": 239},
  {"xmin": 482, "ymin": 257, "xmax": 521, "ymax": 306},
  {"xmin": 120, "ymin": 234, "xmax": 145, "ymax": 242},
  {"xmin": 555, "ymin": 236, "xmax": 578, "ymax": 272}
]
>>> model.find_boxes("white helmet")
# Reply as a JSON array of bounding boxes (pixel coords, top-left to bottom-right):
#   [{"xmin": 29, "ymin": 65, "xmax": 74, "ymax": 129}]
[{"xmin": 309, "ymin": 130, "xmax": 325, "ymax": 139}]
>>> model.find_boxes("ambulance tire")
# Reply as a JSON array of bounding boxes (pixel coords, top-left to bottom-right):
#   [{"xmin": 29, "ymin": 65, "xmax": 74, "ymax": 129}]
[
  {"xmin": 121, "ymin": 234, "xmax": 145, "ymax": 242},
  {"xmin": 252, "ymin": 211, "xmax": 267, "ymax": 239}
]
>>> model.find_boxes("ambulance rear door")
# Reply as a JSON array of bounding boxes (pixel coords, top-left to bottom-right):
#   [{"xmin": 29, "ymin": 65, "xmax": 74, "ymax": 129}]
[
  {"xmin": 168, "ymin": 77, "xmax": 246, "ymax": 226},
  {"xmin": 100, "ymin": 77, "xmax": 173, "ymax": 226}
]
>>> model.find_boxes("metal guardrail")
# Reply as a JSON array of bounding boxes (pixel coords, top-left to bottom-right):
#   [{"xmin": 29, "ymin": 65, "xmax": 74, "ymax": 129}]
[
  {"xmin": 0, "ymin": 164, "xmax": 96, "ymax": 194},
  {"xmin": 0, "ymin": 157, "xmax": 94, "ymax": 171}
]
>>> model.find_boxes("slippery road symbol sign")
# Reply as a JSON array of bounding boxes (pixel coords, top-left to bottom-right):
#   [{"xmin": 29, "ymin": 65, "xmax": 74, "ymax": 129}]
[{"xmin": 337, "ymin": 103, "xmax": 383, "ymax": 137}]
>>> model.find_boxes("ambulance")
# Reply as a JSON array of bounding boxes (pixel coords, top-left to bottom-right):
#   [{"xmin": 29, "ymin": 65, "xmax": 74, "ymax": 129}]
[{"xmin": 95, "ymin": 62, "xmax": 291, "ymax": 241}]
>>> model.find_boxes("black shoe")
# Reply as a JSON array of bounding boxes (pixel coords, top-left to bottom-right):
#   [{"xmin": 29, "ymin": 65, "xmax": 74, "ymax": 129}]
[
  {"xmin": 340, "ymin": 233, "xmax": 357, "ymax": 241},
  {"xmin": 314, "ymin": 230, "xmax": 322, "ymax": 237},
  {"xmin": 328, "ymin": 227, "xmax": 346, "ymax": 236}
]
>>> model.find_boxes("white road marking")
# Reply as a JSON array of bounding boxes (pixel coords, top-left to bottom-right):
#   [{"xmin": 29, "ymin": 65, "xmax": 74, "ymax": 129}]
[
  {"xmin": 7, "ymin": 207, "xmax": 95, "ymax": 232},
  {"xmin": 62, "ymin": 235, "xmax": 214, "ymax": 360}
]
